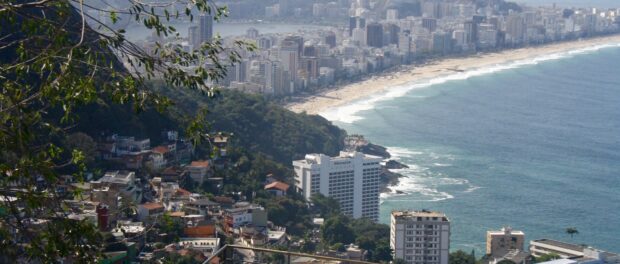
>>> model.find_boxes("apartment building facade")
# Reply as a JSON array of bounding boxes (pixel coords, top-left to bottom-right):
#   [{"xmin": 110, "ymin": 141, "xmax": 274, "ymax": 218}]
[
  {"xmin": 391, "ymin": 210, "xmax": 451, "ymax": 264},
  {"xmin": 293, "ymin": 151, "xmax": 382, "ymax": 221}
]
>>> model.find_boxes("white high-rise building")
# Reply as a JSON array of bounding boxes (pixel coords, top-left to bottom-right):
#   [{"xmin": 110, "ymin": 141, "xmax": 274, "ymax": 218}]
[
  {"xmin": 293, "ymin": 152, "xmax": 382, "ymax": 221},
  {"xmin": 391, "ymin": 210, "xmax": 450, "ymax": 264}
]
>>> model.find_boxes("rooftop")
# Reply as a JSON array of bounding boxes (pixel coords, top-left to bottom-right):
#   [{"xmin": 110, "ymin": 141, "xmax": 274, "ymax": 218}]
[
  {"xmin": 141, "ymin": 202, "xmax": 164, "ymax": 210},
  {"xmin": 169, "ymin": 211, "xmax": 186, "ymax": 217},
  {"xmin": 296, "ymin": 151, "xmax": 382, "ymax": 165},
  {"xmin": 488, "ymin": 227, "xmax": 525, "ymax": 235},
  {"xmin": 392, "ymin": 210, "xmax": 449, "ymax": 221},
  {"xmin": 98, "ymin": 171, "xmax": 135, "ymax": 185},
  {"xmin": 264, "ymin": 181, "xmax": 290, "ymax": 192},
  {"xmin": 189, "ymin": 160, "xmax": 210, "ymax": 168},
  {"xmin": 213, "ymin": 135, "xmax": 228, "ymax": 143},
  {"xmin": 188, "ymin": 199, "xmax": 219, "ymax": 206},
  {"xmin": 532, "ymin": 239, "xmax": 586, "ymax": 253},
  {"xmin": 537, "ymin": 259, "xmax": 577, "ymax": 264},
  {"xmin": 176, "ymin": 188, "xmax": 192, "ymax": 196},
  {"xmin": 225, "ymin": 205, "xmax": 263, "ymax": 214},
  {"xmin": 214, "ymin": 196, "xmax": 235, "ymax": 204},
  {"xmin": 152, "ymin": 146, "xmax": 169, "ymax": 154}
]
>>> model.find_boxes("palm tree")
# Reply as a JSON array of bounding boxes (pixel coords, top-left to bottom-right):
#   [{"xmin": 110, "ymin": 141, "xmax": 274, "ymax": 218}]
[{"xmin": 566, "ymin": 227, "xmax": 579, "ymax": 238}]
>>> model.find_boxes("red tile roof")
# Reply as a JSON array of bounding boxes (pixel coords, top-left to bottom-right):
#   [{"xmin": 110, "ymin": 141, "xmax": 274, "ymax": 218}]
[
  {"xmin": 162, "ymin": 167, "xmax": 178, "ymax": 175},
  {"xmin": 214, "ymin": 196, "xmax": 234, "ymax": 204},
  {"xmin": 176, "ymin": 188, "xmax": 192, "ymax": 196},
  {"xmin": 264, "ymin": 181, "xmax": 290, "ymax": 192},
  {"xmin": 190, "ymin": 160, "xmax": 210, "ymax": 168},
  {"xmin": 169, "ymin": 211, "xmax": 186, "ymax": 217},
  {"xmin": 152, "ymin": 146, "xmax": 169, "ymax": 154},
  {"xmin": 141, "ymin": 202, "xmax": 164, "ymax": 210}
]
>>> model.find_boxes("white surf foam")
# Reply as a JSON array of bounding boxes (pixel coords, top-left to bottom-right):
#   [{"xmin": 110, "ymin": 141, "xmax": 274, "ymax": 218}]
[
  {"xmin": 381, "ymin": 146, "xmax": 484, "ymax": 202},
  {"xmin": 320, "ymin": 42, "xmax": 620, "ymax": 124}
]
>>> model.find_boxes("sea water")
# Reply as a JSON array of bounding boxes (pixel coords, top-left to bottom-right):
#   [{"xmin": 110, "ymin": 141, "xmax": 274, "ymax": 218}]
[{"xmin": 325, "ymin": 44, "xmax": 620, "ymax": 253}]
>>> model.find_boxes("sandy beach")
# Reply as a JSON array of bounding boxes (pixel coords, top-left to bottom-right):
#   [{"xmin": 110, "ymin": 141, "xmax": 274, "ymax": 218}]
[{"xmin": 287, "ymin": 35, "xmax": 620, "ymax": 115}]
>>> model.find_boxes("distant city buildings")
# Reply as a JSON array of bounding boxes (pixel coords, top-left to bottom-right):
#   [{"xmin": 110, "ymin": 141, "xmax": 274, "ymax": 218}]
[
  {"xmin": 139, "ymin": 1, "xmax": 620, "ymax": 98},
  {"xmin": 188, "ymin": 13, "xmax": 213, "ymax": 50},
  {"xmin": 390, "ymin": 210, "xmax": 450, "ymax": 264},
  {"xmin": 199, "ymin": 13, "xmax": 214, "ymax": 43},
  {"xmin": 293, "ymin": 151, "xmax": 382, "ymax": 221}
]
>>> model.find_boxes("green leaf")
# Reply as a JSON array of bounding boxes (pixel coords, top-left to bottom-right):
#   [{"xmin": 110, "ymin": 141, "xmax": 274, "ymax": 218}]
[{"xmin": 110, "ymin": 11, "xmax": 118, "ymax": 24}]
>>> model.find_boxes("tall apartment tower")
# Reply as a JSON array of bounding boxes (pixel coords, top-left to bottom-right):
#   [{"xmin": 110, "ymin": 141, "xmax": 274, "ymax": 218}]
[
  {"xmin": 349, "ymin": 16, "xmax": 366, "ymax": 36},
  {"xmin": 199, "ymin": 14, "xmax": 213, "ymax": 43},
  {"xmin": 293, "ymin": 152, "xmax": 382, "ymax": 221},
  {"xmin": 188, "ymin": 25, "xmax": 200, "ymax": 50},
  {"xmin": 366, "ymin": 23, "xmax": 384, "ymax": 48},
  {"xmin": 390, "ymin": 210, "xmax": 450, "ymax": 264}
]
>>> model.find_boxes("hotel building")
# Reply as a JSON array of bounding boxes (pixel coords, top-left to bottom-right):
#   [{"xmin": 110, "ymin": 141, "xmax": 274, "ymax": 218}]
[{"xmin": 293, "ymin": 151, "xmax": 382, "ymax": 221}]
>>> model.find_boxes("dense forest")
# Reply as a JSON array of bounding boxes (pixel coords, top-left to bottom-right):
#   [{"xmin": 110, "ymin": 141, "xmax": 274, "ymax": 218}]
[{"xmin": 149, "ymin": 82, "xmax": 347, "ymax": 163}]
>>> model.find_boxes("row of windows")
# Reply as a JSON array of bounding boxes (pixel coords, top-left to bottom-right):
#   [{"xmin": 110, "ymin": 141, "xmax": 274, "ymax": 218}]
[
  {"xmin": 406, "ymin": 230, "xmax": 439, "ymax": 235},
  {"xmin": 405, "ymin": 224, "xmax": 444, "ymax": 229},
  {"xmin": 362, "ymin": 179, "xmax": 379, "ymax": 183},
  {"xmin": 404, "ymin": 256, "xmax": 439, "ymax": 261},
  {"xmin": 404, "ymin": 242, "xmax": 441, "ymax": 248},
  {"xmin": 328, "ymin": 170, "xmax": 354, "ymax": 175},
  {"xmin": 406, "ymin": 237, "xmax": 441, "ymax": 244}
]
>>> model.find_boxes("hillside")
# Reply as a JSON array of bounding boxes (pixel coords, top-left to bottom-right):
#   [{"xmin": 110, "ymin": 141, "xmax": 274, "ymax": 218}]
[{"xmin": 149, "ymin": 83, "xmax": 347, "ymax": 164}]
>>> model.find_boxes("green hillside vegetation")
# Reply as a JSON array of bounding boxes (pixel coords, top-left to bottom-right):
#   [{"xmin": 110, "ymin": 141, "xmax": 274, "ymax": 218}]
[{"xmin": 151, "ymin": 82, "xmax": 347, "ymax": 164}]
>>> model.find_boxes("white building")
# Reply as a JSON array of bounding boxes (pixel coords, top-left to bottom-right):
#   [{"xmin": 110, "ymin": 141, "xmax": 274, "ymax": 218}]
[
  {"xmin": 293, "ymin": 152, "xmax": 382, "ymax": 221},
  {"xmin": 390, "ymin": 210, "xmax": 450, "ymax": 264},
  {"xmin": 486, "ymin": 227, "xmax": 525, "ymax": 258},
  {"xmin": 534, "ymin": 244, "xmax": 620, "ymax": 264},
  {"xmin": 530, "ymin": 239, "xmax": 586, "ymax": 259},
  {"xmin": 179, "ymin": 237, "xmax": 220, "ymax": 255}
]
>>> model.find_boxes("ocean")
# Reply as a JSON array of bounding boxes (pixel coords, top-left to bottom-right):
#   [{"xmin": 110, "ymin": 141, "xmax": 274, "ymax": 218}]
[{"xmin": 324, "ymin": 44, "xmax": 620, "ymax": 253}]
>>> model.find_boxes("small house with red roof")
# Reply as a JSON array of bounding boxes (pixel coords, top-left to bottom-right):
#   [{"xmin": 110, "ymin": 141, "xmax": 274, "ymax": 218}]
[
  {"xmin": 264, "ymin": 181, "xmax": 290, "ymax": 197},
  {"xmin": 186, "ymin": 160, "xmax": 212, "ymax": 184}
]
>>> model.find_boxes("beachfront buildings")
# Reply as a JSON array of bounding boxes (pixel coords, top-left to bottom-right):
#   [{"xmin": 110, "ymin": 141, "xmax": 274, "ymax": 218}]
[
  {"xmin": 390, "ymin": 210, "xmax": 451, "ymax": 264},
  {"xmin": 293, "ymin": 151, "xmax": 382, "ymax": 221},
  {"xmin": 132, "ymin": 1, "xmax": 620, "ymax": 99},
  {"xmin": 487, "ymin": 227, "xmax": 525, "ymax": 258}
]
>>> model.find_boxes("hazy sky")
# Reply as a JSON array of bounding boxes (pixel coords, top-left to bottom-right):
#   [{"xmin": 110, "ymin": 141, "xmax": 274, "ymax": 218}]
[{"xmin": 518, "ymin": 0, "xmax": 619, "ymax": 8}]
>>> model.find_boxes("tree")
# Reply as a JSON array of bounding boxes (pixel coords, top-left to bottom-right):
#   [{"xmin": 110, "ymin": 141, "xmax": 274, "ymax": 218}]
[
  {"xmin": 0, "ymin": 0, "xmax": 250, "ymax": 262},
  {"xmin": 450, "ymin": 250, "xmax": 476, "ymax": 264},
  {"xmin": 320, "ymin": 215, "xmax": 354, "ymax": 245},
  {"xmin": 497, "ymin": 260, "xmax": 517, "ymax": 264},
  {"xmin": 311, "ymin": 193, "xmax": 341, "ymax": 217},
  {"xmin": 566, "ymin": 227, "xmax": 579, "ymax": 238},
  {"xmin": 534, "ymin": 253, "xmax": 560, "ymax": 263},
  {"xmin": 64, "ymin": 132, "xmax": 97, "ymax": 165},
  {"xmin": 331, "ymin": 242, "xmax": 345, "ymax": 252},
  {"xmin": 369, "ymin": 241, "xmax": 393, "ymax": 262}
]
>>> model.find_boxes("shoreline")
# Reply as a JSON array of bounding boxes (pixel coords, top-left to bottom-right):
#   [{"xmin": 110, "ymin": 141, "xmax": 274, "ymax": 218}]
[{"xmin": 286, "ymin": 35, "xmax": 620, "ymax": 116}]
